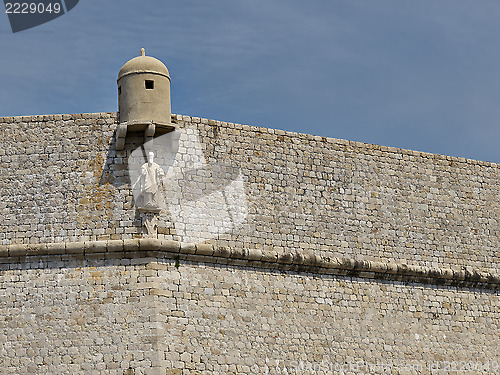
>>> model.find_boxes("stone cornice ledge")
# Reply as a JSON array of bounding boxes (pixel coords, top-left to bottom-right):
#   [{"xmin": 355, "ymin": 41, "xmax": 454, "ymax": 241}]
[{"xmin": 1, "ymin": 239, "xmax": 499, "ymax": 289}]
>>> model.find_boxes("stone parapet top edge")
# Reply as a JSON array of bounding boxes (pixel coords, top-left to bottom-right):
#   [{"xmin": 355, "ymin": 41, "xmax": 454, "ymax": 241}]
[
  {"xmin": 0, "ymin": 240, "xmax": 498, "ymax": 288},
  {"xmin": 1, "ymin": 112, "xmax": 497, "ymax": 167},
  {"xmin": 173, "ymin": 114, "xmax": 499, "ymax": 167},
  {"xmin": 0, "ymin": 112, "xmax": 118, "ymax": 123}
]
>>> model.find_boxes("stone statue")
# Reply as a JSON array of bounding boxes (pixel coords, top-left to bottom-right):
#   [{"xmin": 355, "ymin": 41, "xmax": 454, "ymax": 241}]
[{"xmin": 133, "ymin": 151, "xmax": 166, "ymax": 211}]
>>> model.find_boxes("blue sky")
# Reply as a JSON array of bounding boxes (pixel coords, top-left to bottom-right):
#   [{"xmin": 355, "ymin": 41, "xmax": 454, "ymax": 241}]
[{"xmin": 1, "ymin": 1, "xmax": 500, "ymax": 163}]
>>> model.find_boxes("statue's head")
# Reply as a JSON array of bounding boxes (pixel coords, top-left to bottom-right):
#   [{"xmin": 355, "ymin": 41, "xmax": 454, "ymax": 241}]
[{"xmin": 147, "ymin": 151, "xmax": 155, "ymax": 165}]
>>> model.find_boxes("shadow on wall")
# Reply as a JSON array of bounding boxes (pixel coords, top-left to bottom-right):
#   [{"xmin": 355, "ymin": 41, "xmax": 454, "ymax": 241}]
[{"xmin": 98, "ymin": 125, "xmax": 248, "ymax": 244}]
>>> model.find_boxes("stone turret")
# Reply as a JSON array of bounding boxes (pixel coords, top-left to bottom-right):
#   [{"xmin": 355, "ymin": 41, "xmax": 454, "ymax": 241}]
[{"xmin": 116, "ymin": 48, "xmax": 174, "ymax": 150}]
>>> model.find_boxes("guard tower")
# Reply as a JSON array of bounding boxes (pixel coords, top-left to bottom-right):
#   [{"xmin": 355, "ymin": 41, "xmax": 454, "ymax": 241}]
[{"xmin": 116, "ymin": 48, "xmax": 174, "ymax": 150}]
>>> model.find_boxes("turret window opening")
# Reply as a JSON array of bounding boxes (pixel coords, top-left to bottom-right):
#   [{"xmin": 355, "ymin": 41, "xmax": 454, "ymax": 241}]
[{"xmin": 145, "ymin": 80, "xmax": 154, "ymax": 89}]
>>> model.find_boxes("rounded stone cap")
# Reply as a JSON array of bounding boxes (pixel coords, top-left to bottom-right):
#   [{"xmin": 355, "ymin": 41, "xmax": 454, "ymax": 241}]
[{"xmin": 118, "ymin": 51, "xmax": 170, "ymax": 82}]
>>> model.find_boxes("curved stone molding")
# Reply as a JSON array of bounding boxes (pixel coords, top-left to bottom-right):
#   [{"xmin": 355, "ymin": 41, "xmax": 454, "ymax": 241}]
[{"xmin": 0, "ymin": 240, "xmax": 498, "ymax": 289}]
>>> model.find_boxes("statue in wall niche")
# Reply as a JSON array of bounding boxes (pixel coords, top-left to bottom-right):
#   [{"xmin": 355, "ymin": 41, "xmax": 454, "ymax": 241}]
[
  {"xmin": 133, "ymin": 151, "xmax": 166, "ymax": 211},
  {"xmin": 132, "ymin": 151, "xmax": 167, "ymax": 238}
]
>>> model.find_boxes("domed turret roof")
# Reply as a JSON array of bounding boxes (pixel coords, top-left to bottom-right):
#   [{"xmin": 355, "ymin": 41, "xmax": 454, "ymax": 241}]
[{"xmin": 118, "ymin": 48, "xmax": 170, "ymax": 81}]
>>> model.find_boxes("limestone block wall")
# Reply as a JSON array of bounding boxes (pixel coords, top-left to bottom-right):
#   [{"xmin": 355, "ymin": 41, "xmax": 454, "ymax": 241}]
[
  {"xmin": 155, "ymin": 258, "xmax": 499, "ymax": 374},
  {"xmin": 0, "ymin": 248, "xmax": 498, "ymax": 374},
  {"xmin": 0, "ymin": 112, "xmax": 499, "ymax": 274},
  {"xmin": 0, "ymin": 113, "xmax": 119, "ymax": 244},
  {"xmin": 0, "ymin": 251, "xmax": 161, "ymax": 374},
  {"xmin": 194, "ymin": 117, "xmax": 500, "ymax": 275}
]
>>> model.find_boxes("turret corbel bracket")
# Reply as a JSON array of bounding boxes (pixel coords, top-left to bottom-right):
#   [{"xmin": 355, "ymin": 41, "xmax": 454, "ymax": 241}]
[{"xmin": 115, "ymin": 121, "xmax": 175, "ymax": 150}]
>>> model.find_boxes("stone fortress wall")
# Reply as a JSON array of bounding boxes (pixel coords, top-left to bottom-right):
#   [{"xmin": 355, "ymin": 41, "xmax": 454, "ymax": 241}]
[
  {"xmin": 1, "ymin": 112, "xmax": 499, "ymax": 273},
  {"xmin": 0, "ymin": 112, "xmax": 499, "ymax": 374},
  {"xmin": 1, "ymin": 253, "xmax": 498, "ymax": 374}
]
